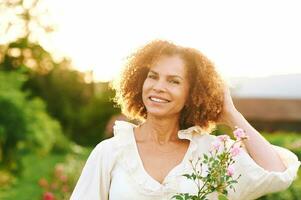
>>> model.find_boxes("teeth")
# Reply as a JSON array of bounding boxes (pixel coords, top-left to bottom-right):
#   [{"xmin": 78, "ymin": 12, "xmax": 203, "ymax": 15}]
[{"xmin": 150, "ymin": 97, "xmax": 169, "ymax": 103}]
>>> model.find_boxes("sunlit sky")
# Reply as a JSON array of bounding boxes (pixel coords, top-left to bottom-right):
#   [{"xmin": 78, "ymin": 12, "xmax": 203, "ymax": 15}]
[{"xmin": 41, "ymin": 0, "xmax": 301, "ymax": 81}]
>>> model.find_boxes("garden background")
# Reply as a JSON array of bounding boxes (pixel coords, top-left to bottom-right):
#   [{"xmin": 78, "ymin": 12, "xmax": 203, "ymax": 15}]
[{"xmin": 0, "ymin": 0, "xmax": 300, "ymax": 200}]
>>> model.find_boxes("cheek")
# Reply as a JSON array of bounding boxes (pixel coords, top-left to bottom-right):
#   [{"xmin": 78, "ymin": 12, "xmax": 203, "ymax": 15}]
[
  {"xmin": 142, "ymin": 79, "xmax": 151, "ymax": 100},
  {"xmin": 173, "ymin": 87, "xmax": 189, "ymax": 103},
  {"xmin": 142, "ymin": 78, "xmax": 151, "ymax": 90},
  {"xmin": 181, "ymin": 88, "xmax": 190, "ymax": 106}
]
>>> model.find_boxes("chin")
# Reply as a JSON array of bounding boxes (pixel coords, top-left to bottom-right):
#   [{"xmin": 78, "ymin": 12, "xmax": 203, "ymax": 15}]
[
  {"xmin": 146, "ymin": 110, "xmax": 167, "ymax": 118},
  {"xmin": 146, "ymin": 109, "xmax": 179, "ymax": 119}
]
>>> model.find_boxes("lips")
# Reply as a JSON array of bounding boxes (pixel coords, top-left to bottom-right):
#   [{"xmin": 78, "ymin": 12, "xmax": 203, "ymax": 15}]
[{"xmin": 149, "ymin": 95, "xmax": 170, "ymax": 103}]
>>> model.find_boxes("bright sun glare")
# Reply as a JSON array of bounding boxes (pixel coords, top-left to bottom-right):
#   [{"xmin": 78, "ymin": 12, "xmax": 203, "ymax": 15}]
[{"xmin": 39, "ymin": 0, "xmax": 301, "ymax": 82}]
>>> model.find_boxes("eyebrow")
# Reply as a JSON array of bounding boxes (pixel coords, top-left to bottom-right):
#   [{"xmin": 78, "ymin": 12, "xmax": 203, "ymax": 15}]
[{"xmin": 149, "ymin": 70, "xmax": 184, "ymax": 80}]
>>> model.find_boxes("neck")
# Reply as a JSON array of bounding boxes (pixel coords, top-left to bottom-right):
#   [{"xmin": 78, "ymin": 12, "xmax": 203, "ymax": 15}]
[{"xmin": 139, "ymin": 114, "xmax": 180, "ymax": 144}]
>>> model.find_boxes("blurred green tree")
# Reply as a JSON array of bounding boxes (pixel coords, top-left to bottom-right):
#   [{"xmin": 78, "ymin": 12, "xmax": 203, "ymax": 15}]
[
  {"xmin": 26, "ymin": 66, "xmax": 120, "ymax": 145},
  {"xmin": 0, "ymin": 71, "xmax": 69, "ymax": 172},
  {"xmin": 0, "ymin": 0, "xmax": 120, "ymax": 146}
]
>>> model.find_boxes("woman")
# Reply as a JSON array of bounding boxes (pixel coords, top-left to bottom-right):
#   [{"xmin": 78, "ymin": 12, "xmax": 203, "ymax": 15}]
[{"xmin": 70, "ymin": 40, "xmax": 300, "ymax": 200}]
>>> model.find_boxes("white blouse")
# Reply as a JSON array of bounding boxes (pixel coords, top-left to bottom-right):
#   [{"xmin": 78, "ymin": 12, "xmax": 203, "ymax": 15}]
[{"xmin": 70, "ymin": 121, "xmax": 300, "ymax": 200}]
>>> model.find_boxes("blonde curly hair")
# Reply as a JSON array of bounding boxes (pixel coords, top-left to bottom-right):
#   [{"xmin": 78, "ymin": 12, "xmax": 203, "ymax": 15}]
[{"xmin": 112, "ymin": 40, "xmax": 225, "ymax": 130}]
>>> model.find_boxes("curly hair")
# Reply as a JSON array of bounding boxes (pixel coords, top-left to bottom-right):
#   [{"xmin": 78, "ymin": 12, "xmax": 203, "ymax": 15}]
[{"xmin": 112, "ymin": 40, "xmax": 225, "ymax": 130}]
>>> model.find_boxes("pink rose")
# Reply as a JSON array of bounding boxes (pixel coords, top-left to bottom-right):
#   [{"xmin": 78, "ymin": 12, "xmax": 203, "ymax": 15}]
[
  {"xmin": 233, "ymin": 128, "xmax": 246, "ymax": 140},
  {"xmin": 227, "ymin": 165, "xmax": 235, "ymax": 176},
  {"xmin": 230, "ymin": 144, "xmax": 241, "ymax": 157},
  {"xmin": 217, "ymin": 135, "xmax": 230, "ymax": 142}
]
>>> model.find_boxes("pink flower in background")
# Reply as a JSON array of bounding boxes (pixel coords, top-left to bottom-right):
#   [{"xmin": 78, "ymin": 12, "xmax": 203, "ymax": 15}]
[
  {"xmin": 50, "ymin": 182, "xmax": 58, "ymax": 190},
  {"xmin": 39, "ymin": 162, "xmax": 73, "ymax": 200},
  {"xmin": 233, "ymin": 128, "xmax": 246, "ymax": 139},
  {"xmin": 61, "ymin": 184, "xmax": 69, "ymax": 193},
  {"xmin": 59, "ymin": 174, "xmax": 68, "ymax": 183},
  {"xmin": 227, "ymin": 165, "xmax": 235, "ymax": 176},
  {"xmin": 230, "ymin": 144, "xmax": 241, "ymax": 157},
  {"xmin": 217, "ymin": 135, "xmax": 230, "ymax": 142},
  {"xmin": 43, "ymin": 192, "xmax": 55, "ymax": 200},
  {"xmin": 38, "ymin": 178, "xmax": 48, "ymax": 188},
  {"xmin": 54, "ymin": 164, "xmax": 64, "ymax": 177}
]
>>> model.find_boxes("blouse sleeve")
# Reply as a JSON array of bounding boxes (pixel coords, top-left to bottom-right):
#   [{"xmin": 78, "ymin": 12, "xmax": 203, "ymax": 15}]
[
  {"xmin": 228, "ymin": 144, "xmax": 300, "ymax": 200},
  {"xmin": 70, "ymin": 140, "xmax": 112, "ymax": 200}
]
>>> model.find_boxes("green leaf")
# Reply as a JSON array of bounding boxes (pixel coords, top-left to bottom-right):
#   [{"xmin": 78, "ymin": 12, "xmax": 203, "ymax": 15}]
[
  {"xmin": 183, "ymin": 174, "xmax": 192, "ymax": 179},
  {"xmin": 218, "ymin": 194, "xmax": 228, "ymax": 200},
  {"xmin": 171, "ymin": 194, "xmax": 184, "ymax": 200}
]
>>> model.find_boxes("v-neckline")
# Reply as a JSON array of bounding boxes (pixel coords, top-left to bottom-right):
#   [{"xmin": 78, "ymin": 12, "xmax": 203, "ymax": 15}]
[{"xmin": 130, "ymin": 126, "xmax": 192, "ymax": 187}]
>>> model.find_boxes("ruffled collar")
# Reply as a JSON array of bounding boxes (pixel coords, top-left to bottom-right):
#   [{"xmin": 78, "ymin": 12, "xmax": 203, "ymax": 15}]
[
  {"xmin": 113, "ymin": 120, "xmax": 207, "ymax": 141},
  {"xmin": 112, "ymin": 120, "xmax": 208, "ymax": 196},
  {"xmin": 177, "ymin": 125, "xmax": 208, "ymax": 141}
]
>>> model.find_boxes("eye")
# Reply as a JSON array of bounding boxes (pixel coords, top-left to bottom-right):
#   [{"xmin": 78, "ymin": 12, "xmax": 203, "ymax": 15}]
[
  {"xmin": 147, "ymin": 74, "xmax": 157, "ymax": 79},
  {"xmin": 169, "ymin": 79, "xmax": 180, "ymax": 84}
]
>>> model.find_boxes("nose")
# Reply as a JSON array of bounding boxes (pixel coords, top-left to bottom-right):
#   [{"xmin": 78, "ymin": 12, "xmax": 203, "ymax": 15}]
[{"xmin": 152, "ymin": 79, "xmax": 166, "ymax": 93}]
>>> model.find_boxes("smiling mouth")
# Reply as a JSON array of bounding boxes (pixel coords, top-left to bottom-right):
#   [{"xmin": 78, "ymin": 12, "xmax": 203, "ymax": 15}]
[{"xmin": 149, "ymin": 97, "xmax": 170, "ymax": 103}]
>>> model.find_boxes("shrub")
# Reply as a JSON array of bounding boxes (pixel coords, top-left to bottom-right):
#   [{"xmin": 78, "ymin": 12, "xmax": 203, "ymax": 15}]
[{"xmin": 0, "ymin": 71, "xmax": 70, "ymax": 172}]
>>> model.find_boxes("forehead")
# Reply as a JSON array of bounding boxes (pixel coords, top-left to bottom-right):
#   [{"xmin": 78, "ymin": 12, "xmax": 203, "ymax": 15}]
[{"xmin": 150, "ymin": 55, "xmax": 187, "ymax": 77}]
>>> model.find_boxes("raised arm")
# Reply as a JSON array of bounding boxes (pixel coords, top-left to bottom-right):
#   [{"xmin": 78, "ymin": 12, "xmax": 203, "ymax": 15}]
[{"xmin": 218, "ymin": 84, "xmax": 286, "ymax": 172}]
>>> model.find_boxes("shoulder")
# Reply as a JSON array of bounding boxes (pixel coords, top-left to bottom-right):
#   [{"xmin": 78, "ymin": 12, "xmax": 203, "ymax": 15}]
[
  {"xmin": 94, "ymin": 137, "xmax": 116, "ymax": 153},
  {"xmin": 86, "ymin": 138, "xmax": 115, "ymax": 164},
  {"xmin": 182, "ymin": 125, "xmax": 216, "ymax": 141},
  {"xmin": 93, "ymin": 120, "xmax": 136, "ymax": 155},
  {"xmin": 179, "ymin": 125, "xmax": 218, "ymax": 152}
]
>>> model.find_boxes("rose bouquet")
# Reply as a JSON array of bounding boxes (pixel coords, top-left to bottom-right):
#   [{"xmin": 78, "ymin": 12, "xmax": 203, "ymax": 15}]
[{"xmin": 172, "ymin": 127, "xmax": 248, "ymax": 200}]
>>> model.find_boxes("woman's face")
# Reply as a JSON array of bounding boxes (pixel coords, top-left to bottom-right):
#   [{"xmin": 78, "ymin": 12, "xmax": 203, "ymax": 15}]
[{"xmin": 142, "ymin": 55, "xmax": 190, "ymax": 119}]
